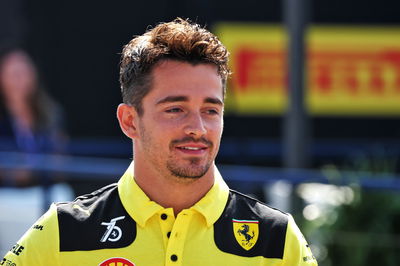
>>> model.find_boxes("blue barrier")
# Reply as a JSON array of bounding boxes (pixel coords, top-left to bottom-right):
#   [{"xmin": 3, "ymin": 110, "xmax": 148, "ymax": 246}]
[{"xmin": 1, "ymin": 151, "xmax": 400, "ymax": 191}]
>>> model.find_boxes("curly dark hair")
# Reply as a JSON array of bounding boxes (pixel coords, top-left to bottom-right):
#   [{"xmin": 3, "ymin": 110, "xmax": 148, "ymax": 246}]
[{"xmin": 119, "ymin": 18, "xmax": 230, "ymax": 115}]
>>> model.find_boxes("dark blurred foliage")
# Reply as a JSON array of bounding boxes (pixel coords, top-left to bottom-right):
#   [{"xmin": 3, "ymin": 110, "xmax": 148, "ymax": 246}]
[
  {"xmin": 297, "ymin": 151, "xmax": 400, "ymax": 265},
  {"xmin": 326, "ymin": 190, "xmax": 400, "ymax": 266}
]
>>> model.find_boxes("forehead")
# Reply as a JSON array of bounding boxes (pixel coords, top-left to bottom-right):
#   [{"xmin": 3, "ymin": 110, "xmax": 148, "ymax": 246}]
[{"xmin": 147, "ymin": 60, "xmax": 223, "ymax": 102}]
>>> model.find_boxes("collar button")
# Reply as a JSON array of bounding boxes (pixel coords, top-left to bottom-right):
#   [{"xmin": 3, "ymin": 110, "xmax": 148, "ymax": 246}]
[{"xmin": 171, "ymin": 254, "xmax": 178, "ymax": 261}]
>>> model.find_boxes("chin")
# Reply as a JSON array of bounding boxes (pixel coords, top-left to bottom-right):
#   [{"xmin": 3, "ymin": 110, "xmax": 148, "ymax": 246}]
[{"xmin": 167, "ymin": 163, "xmax": 211, "ymax": 180}]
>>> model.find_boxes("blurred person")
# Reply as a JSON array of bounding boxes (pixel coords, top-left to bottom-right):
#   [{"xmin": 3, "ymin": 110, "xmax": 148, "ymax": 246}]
[
  {"xmin": 2, "ymin": 18, "xmax": 317, "ymax": 265},
  {"xmin": 0, "ymin": 48, "xmax": 67, "ymax": 185}
]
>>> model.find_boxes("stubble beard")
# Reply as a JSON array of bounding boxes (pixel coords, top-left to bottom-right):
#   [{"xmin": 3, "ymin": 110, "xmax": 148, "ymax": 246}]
[
  {"xmin": 167, "ymin": 136, "xmax": 216, "ymax": 180},
  {"xmin": 166, "ymin": 156, "xmax": 213, "ymax": 180},
  {"xmin": 139, "ymin": 121, "xmax": 216, "ymax": 181}
]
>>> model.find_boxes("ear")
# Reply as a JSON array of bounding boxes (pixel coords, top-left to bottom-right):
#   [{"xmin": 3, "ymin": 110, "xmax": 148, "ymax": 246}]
[{"xmin": 117, "ymin": 103, "xmax": 139, "ymax": 139}]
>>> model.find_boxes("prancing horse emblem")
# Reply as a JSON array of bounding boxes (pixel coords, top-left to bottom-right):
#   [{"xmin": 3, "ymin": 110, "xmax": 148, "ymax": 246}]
[
  {"xmin": 232, "ymin": 219, "xmax": 259, "ymax": 250},
  {"xmin": 238, "ymin": 224, "xmax": 254, "ymax": 243}
]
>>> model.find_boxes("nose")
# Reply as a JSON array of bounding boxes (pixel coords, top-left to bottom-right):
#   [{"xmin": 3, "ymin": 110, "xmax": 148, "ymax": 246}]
[{"xmin": 184, "ymin": 112, "xmax": 207, "ymax": 137}]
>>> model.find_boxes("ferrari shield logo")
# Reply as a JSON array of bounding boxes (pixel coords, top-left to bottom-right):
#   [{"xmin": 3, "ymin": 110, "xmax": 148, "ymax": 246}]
[{"xmin": 232, "ymin": 219, "xmax": 259, "ymax": 250}]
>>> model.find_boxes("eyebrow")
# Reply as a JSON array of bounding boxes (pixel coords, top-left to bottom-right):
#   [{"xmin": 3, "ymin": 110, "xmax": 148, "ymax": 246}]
[
  {"xmin": 204, "ymin": 97, "xmax": 223, "ymax": 106},
  {"xmin": 156, "ymin": 95, "xmax": 223, "ymax": 106},
  {"xmin": 156, "ymin": 96, "xmax": 188, "ymax": 105}
]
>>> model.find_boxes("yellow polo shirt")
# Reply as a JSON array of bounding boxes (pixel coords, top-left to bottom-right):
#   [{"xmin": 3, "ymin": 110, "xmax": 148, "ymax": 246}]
[{"xmin": 2, "ymin": 163, "xmax": 317, "ymax": 265}]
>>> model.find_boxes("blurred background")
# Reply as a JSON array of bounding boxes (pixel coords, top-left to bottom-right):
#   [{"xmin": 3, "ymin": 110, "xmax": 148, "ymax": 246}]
[{"xmin": 1, "ymin": 0, "xmax": 400, "ymax": 265}]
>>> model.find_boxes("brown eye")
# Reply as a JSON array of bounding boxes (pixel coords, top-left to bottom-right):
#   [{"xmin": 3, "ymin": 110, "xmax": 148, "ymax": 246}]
[
  {"xmin": 206, "ymin": 109, "xmax": 219, "ymax": 115},
  {"xmin": 166, "ymin": 108, "xmax": 183, "ymax": 113}
]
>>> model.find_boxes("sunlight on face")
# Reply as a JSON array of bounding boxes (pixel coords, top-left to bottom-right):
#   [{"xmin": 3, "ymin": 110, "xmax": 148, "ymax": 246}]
[{"xmin": 135, "ymin": 60, "xmax": 224, "ymax": 181}]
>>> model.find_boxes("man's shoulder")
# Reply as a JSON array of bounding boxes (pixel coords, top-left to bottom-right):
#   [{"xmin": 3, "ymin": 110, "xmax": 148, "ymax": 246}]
[
  {"xmin": 213, "ymin": 189, "xmax": 289, "ymax": 259},
  {"xmin": 225, "ymin": 189, "xmax": 289, "ymax": 223},
  {"xmin": 56, "ymin": 183, "xmax": 137, "ymax": 252},
  {"xmin": 56, "ymin": 183, "xmax": 119, "ymax": 218}
]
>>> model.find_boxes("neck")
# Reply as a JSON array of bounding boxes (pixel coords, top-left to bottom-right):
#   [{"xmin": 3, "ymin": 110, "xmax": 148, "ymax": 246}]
[{"xmin": 133, "ymin": 159, "xmax": 215, "ymax": 216}]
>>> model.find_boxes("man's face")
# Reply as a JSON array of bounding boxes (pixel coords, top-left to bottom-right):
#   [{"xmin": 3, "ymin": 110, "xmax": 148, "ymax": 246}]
[{"xmin": 135, "ymin": 60, "xmax": 224, "ymax": 180}]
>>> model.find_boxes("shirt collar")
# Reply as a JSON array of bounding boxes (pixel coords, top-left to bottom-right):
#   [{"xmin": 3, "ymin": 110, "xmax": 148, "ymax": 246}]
[
  {"xmin": 190, "ymin": 167, "xmax": 229, "ymax": 227},
  {"xmin": 118, "ymin": 162, "xmax": 164, "ymax": 227},
  {"xmin": 118, "ymin": 161, "xmax": 229, "ymax": 228}
]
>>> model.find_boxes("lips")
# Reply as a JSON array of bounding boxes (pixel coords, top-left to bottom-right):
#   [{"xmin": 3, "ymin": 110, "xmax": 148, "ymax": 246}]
[
  {"xmin": 179, "ymin": 146, "xmax": 205, "ymax": 151},
  {"xmin": 176, "ymin": 143, "xmax": 208, "ymax": 153},
  {"xmin": 171, "ymin": 138, "xmax": 212, "ymax": 155},
  {"xmin": 171, "ymin": 137, "xmax": 212, "ymax": 149}
]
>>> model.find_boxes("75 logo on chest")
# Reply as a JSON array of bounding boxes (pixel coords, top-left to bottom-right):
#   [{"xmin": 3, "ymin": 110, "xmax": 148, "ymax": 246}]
[{"xmin": 100, "ymin": 216, "xmax": 125, "ymax": 243}]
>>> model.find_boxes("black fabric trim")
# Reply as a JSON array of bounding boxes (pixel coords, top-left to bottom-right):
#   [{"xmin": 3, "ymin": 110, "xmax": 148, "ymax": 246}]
[
  {"xmin": 214, "ymin": 190, "xmax": 288, "ymax": 258},
  {"xmin": 57, "ymin": 183, "xmax": 136, "ymax": 251}
]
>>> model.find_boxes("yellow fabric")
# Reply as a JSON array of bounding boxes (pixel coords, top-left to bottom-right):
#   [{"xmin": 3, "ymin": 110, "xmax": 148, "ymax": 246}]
[
  {"xmin": 2, "ymin": 203, "xmax": 61, "ymax": 265},
  {"xmin": 2, "ymin": 163, "xmax": 318, "ymax": 265}
]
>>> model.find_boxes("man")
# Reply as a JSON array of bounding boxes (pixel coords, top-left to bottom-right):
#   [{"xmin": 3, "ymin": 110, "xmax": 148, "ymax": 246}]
[{"xmin": 2, "ymin": 18, "xmax": 317, "ymax": 265}]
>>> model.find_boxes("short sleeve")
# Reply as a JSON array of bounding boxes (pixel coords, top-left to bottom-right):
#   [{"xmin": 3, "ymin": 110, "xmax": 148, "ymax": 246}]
[
  {"xmin": 281, "ymin": 215, "xmax": 318, "ymax": 266},
  {"xmin": 2, "ymin": 204, "xmax": 60, "ymax": 265}
]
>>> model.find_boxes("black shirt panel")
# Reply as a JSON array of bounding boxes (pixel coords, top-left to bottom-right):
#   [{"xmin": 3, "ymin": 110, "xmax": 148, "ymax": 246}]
[
  {"xmin": 57, "ymin": 183, "xmax": 137, "ymax": 251},
  {"xmin": 214, "ymin": 190, "xmax": 288, "ymax": 258}
]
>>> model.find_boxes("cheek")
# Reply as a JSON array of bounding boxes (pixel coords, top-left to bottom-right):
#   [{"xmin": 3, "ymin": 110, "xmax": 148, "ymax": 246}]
[
  {"xmin": 205, "ymin": 121, "xmax": 223, "ymax": 145},
  {"xmin": 143, "ymin": 119, "xmax": 175, "ymax": 146},
  {"xmin": 152, "ymin": 115, "xmax": 184, "ymax": 135},
  {"xmin": 210, "ymin": 118, "xmax": 224, "ymax": 133}
]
